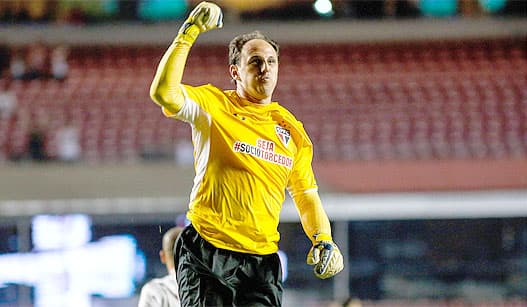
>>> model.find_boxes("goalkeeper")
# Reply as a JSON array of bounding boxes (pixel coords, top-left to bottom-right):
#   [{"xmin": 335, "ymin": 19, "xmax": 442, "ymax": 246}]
[{"xmin": 149, "ymin": 1, "xmax": 344, "ymax": 306}]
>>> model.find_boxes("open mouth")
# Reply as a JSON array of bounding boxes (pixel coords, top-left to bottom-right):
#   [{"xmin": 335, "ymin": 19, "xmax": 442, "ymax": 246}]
[{"xmin": 258, "ymin": 75, "xmax": 270, "ymax": 82}]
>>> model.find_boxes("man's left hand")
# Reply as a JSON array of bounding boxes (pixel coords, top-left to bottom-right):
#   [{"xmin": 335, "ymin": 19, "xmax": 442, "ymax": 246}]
[{"xmin": 306, "ymin": 234, "xmax": 344, "ymax": 279}]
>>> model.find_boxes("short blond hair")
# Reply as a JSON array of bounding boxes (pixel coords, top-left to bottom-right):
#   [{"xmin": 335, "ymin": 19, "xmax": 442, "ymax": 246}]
[{"xmin": 228, "ymin": 30, "xmax": 280, "ymax": 66}]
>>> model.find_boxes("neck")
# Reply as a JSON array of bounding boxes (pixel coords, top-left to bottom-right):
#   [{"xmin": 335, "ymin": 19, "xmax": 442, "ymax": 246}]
[{"xmin": 236, "ymin": 88, "xmax": 271, "ymax": 105}]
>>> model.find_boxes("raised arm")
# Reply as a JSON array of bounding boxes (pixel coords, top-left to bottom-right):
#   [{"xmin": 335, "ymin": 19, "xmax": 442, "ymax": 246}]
[{"xmin": 149, "ymin": 1, "xmax": 223, "ymax": 114}]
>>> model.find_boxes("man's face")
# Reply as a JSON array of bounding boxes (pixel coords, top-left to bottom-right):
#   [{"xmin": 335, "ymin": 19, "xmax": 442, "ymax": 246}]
[{"xmin": 231, "ymin": 39, "xmax": 279, "ymax": 103}]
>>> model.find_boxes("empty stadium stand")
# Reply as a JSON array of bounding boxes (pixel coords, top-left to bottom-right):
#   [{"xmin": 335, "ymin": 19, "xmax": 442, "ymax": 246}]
[{"xmin": 1, "ymin": 38, "xmax": 525, "ymax": 166}]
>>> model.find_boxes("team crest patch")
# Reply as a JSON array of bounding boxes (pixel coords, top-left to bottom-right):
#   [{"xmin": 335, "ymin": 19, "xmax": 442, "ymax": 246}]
[{"xmin": 275, "ymin": 126, "xmax": 291, "ymax": 146}]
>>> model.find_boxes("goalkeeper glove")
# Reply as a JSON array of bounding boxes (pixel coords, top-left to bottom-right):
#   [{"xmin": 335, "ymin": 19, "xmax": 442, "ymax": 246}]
[
  {"xmin": 306, "ymin": 234, "xmax": 344, "ymax": 279},
  {"xmin": 178, "ymin": 1, "xmax": 223, "ymax": 44}
]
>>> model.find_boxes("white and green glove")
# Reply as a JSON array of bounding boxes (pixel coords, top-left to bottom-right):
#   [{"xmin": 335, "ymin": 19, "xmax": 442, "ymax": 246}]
[
  {"xmin": 178, "ymin": 1, "xmax": 223, "ymax": 43},
  {"xmin": 306, "ymin": 234, "xmax": 344, "ymax": 279}
]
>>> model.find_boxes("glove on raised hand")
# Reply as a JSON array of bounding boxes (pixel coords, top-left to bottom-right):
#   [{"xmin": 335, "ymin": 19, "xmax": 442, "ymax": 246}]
[
  {"xmin": 306, "ymin": 233, "xmax": 344, "ymax": 279},
  {"xmin": 178, "ymin": 1, "xmax": 223, "ymax": 43}
]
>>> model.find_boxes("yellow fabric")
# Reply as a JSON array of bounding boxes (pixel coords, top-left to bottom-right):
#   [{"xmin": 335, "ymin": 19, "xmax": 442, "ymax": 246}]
[
  {"xmin": 149, "ymin": 29, "xmax": 198, "ymax": 114},
  {"xmin": 163, "ymin": 84, "xmax": 318, "ymax": 255},
  {"xmin": 314, "ymin": 233, "xmax": 332, "ymax": 242},
  {"xmin": 149, "ymin": 0, "xmax": 224, "ymax": 113},
  {"xmin": 150, "ymin": 1, "xmax": 329, "ymax": 255},
  {"xmin": 177, "ymin": 24, "xmax": 201, "ymax": 45},
  {"xmin": 293, "ymin": 191, "xmax": 332, "ymax": 243}
]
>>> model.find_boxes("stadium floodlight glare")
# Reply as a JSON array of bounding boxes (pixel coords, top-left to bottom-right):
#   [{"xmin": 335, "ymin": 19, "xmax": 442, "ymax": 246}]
[{"xmin": 313, "ymin": 0, "xmax": 334, "ymax": 17}]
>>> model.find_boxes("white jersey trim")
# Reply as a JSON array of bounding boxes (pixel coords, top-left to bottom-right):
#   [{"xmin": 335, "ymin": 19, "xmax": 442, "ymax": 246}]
[{"xmin": 176, "ymin": 86, "xmax": 211, "ymax": 203}]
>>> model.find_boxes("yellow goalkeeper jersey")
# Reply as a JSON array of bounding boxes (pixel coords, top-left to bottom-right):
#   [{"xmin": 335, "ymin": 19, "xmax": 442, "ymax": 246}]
[{"xmin": 163, "ymin": 84, "xmax": 318, "ymax": 255}]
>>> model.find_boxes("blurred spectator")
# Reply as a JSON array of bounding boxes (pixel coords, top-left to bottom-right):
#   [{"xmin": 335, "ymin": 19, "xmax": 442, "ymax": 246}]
[
  {"xmin": 50, "ymin": 44, "xmax": 69, "ymax": 80},
  {"xmin": 0, "ymin": 1, "xmax": 15, "ymax": 23},
  {"xmin": 138, "ymin": 226, "xmax": 182, "ymax": 307},
  {"xmin": 0, "ymin": 89, "xmax": 17, "ymax": 120},
  {"xmin": 9, "ymin": 1, "xmax": 31, "ymax": 23},
  {"xmin": 25, "ymin": 40, "xmax": 49, "ymax": 80},
  {"xmin": 1, "ymin": 0, "xmax": 55, "ymax": 24},
  {"xmin": 0, "ymin": 43, "xmax": 9, "ymax": 75},
  {"xmin": 28, "ymin": 120, "xmax": 49, "ymax": 162},
  {"xmin": 459, "ymin": 0, "xmax": 485, "ymax": 17},
  {"xmin": 9, "ymin": 47, "xmax": 26, "ymax": 80},
  {"xmin": 66, "ymin": 5, "xmax": 88, "ymax": 25},
  {"xmin": 54, "ymin": 117, "xmax": 81, "ymax": 162},
  {"xmin": 25, "ymin": 0, "xmax": 53, "ymax": 23}
]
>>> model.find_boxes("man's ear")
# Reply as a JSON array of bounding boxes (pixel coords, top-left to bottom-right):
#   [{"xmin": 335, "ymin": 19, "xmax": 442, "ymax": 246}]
[
  {"xmin": 229, "ymin": 64, "xmax": 240, "ymax": 81},
  {"xmin": 159, "ymin": 250, "xmax": 166, "ymax": 264}
]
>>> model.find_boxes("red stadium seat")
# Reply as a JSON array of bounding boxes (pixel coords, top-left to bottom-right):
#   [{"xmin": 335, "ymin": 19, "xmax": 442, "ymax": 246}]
[{"xmin": 2, "ymin": 38, "xmax": 525, "ymax": 162}]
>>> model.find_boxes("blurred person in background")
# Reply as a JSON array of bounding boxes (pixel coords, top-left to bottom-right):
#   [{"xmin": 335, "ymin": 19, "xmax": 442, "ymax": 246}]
[
  {"xmin": 9, "ymin": 47, "xmax": 26, "ymax": 80},
  {"xmin": 149, "ymin": 2, "xmax": 343, "ymax": 306},
  {"xmin": 0, "ymin": 88, "xmax": 17, "ymax": 120},
  {"xmin": 27, "ymin": 118, "xmax": 49, "ymax": 162},
  {"xmin": 55, "ymin": 116, "xmax": 81, "ymax": 162},
  {"xmin": 0, "ymin": 0, "xmax": 30, "ymax": 23},
  {"xmin": 0, "ymin": 43, "xmax": 9, "ymax": 75},
  {"xmin": 138, "ymin": 226, "xmax": 183, "ymax": 307},
  {"xmin": 50, "ymin": 44, "xmax": 69, "ymax": 80},
  {"xmin": 25, "ymin": 40, "xmax": 48, "ymax": 80}
]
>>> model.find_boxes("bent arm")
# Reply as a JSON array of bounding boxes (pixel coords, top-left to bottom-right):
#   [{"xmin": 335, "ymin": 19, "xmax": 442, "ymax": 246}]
[
  {"xmin": 149, "ymin": 26, "xmax": 200, "ymax": 115},
  {"xmin": 294, "ymin": 190, "xmax": 333, "ymax": 243}
]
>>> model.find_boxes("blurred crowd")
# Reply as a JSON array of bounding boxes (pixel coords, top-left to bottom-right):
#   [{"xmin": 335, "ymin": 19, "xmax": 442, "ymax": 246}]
[
  {"xmin": 0, "ymin": 26, "xmax": 70, "ymax": 81},
  {"xmin": 0, "ymin": 0, "xmax": 524, "ymax": 26},
  {"xmin": 6, "ymin": 41, "xmax": 69, "ymax": 81},
  {"xmin": 0, "ymin": 39, "xmax": 76, "ymax": 164}
]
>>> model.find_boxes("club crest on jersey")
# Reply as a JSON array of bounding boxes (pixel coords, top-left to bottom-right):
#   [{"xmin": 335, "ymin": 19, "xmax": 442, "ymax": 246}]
[{"xmin": 275, "ymin": 126, "xmax": 291, "ymax": 146}]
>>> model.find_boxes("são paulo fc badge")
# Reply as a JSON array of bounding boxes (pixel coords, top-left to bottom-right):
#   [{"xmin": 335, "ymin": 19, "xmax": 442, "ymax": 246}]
[{"xmin": 275, "ymin": 126, "xmax": 291, "ymax": 146}]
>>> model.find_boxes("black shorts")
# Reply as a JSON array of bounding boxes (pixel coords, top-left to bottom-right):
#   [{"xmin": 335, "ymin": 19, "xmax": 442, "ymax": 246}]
[{"xmin": 174, "ymin": 224, "xmax": 284, "ymax": 307}]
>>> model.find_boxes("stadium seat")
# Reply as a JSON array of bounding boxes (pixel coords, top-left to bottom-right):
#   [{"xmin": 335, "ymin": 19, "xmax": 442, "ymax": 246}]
[{"xmin": 1, "ymin": 39, "xmax": 525, "ymax": 162}]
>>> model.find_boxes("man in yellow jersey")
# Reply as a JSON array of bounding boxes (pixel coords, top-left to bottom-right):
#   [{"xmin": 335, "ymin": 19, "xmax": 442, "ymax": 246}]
[{"xmin": 149, "ymin": 2, "xmax": 344, "ymax": 306}]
